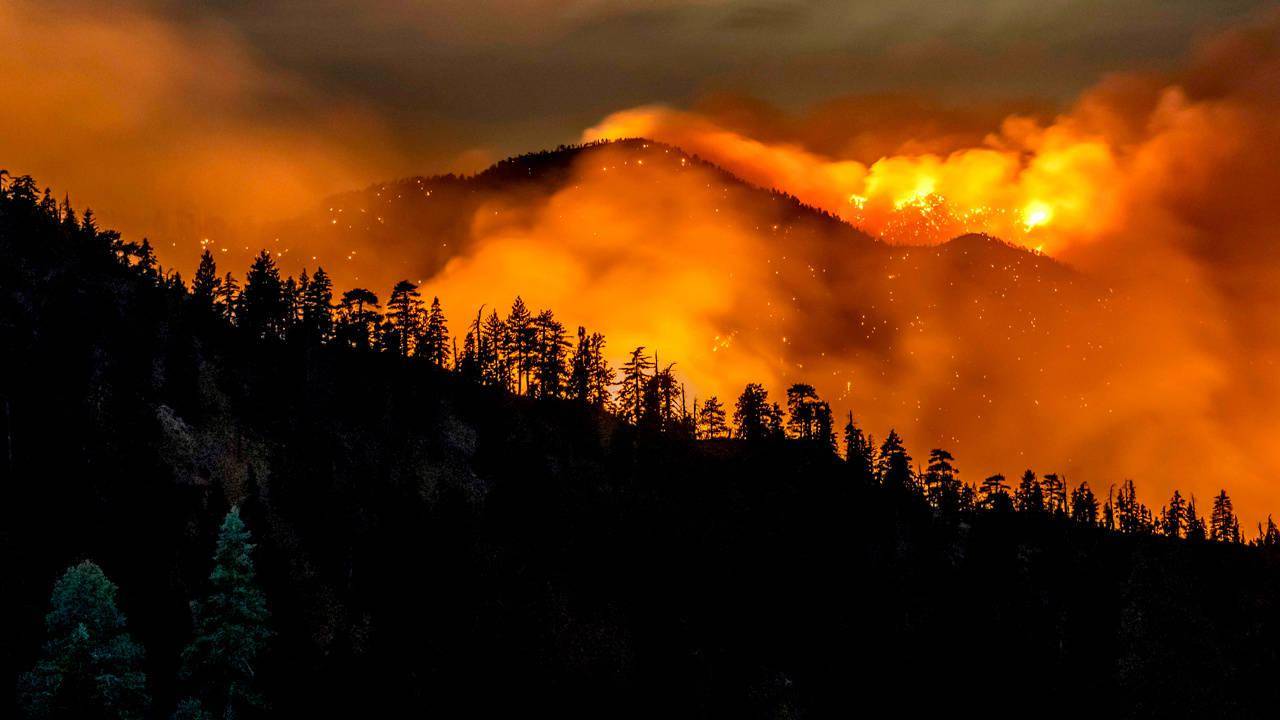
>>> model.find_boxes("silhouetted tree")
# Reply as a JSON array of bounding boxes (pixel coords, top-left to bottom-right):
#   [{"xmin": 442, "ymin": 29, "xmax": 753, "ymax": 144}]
[
  {"xmin": 1042, "ymin": 473, "xmax": 1067, "ymax": 515},
  {"xmin": 1257, "ymin": 516, "xmax": 1280, "ymax": 547},
  {"xmin": 843, "ymin": 413, "xmax": 875, "ymax": 484},
  {"xmin": 180, "ymin": 508, "xmax": 271, "ymax": 720},
  {"xmin": 481, "ymin": 309, "xmax": 510, "ymax": 389},
  {"xmin": 1185, "ymin": 495, "xmax": 1207, "ymax": 542},
  {"xmin": 18, "ymin": 561, "xmax": 149, "ymax": 719},
  {"xmin": 385, "ymin": 280, "xmax": 425, "ymax": 357},
  {"xmin": 1070, "ymin": 482, "xmax": 1099, "ymax": 525},
  {"xmin": 216, "ymin": 272, "xmax": 240, "ymax": 323},
  {"xmin": 924, "ymin": 448, "xmax": 961, "ymax": 513},
  {"xmin": 240, "ymin": 251, "xmax": 287, "ymax": 340},
  {"xmin": 813, "ymin": 401, "xmax": 836, "ymax": 453},
  {"xmin": 506, "ymin": 297, "xmax": 536, "ymax": 393},
  {"xmin": 336, "ymin": 288, "xmax": 380, "ymax": 351},
  {"xmin": 733, "ymin": 383, "xmax": 774, "ymax": 442},
  {"xmin": 421, "ymin": 296, "xmax": 451, "ymax": 368},
  {"xmin": 299, "ymin": 266, "xmax": 334, "ymax": 343},
  {"xmin": 1115, "ymin": 480, "xmax": 1152, "ymax": 534},
  {"xmin": 982, "ymin": 474, "xmax": 1013, "ymax": 512},
  {"xmin": 1015, "ymin": 470, "xmax": 1044, "ymax": 514},
  {"xmin": 697, "ymin": 396, "xmax": 729, "ymax": 438},
  {"xmin": 877, "ymin": 430, "xmax": 913, "ymax": 491},
  {"xmin": 191, "ymin": 249, "xmax": 220, "ymax": 311},
  {"xmin": 1161, "ymin": 491, "xmax": 1187, "ymax": 538},
  {"xmin": 785, "ymin": 384, "xmax": 821, "ymax": 440},
  {"xmin": 531, "ymin": 309, "xmax": 567, "ymax": 396},
  {"xmin": 1210, "ymin": 490, "xmax": 1240, "ymax": 543},
  {"xmin": 618, "ymin": 347, "xmax": 654, "ymax": 425}
]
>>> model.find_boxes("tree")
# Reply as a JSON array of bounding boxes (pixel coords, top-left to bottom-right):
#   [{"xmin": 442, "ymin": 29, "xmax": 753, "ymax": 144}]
[
  {"xmin": 216, "ymin": 272, "xmax": 240, "ymax": 323},
  {"xmin": 843, "ymin": 413, "xmax": 875, "ymax": 484},
  {"xmin": 18, "ymin": 561, "xmax": 149, "ymax": 719},
  {"xmin": 1070, "ymin": 482, "xmax": 1099, "ymax": 525},
  {"xmin": 618, "ymin": 347, "xmax": 654, "ymax": 425},
  {"xmin": 785, "ymin": 384, "xmax": 821, "ymax": 440},
  {"xmin": 480, "ymin": 309, "xmax": 510, "ymax": 389},
  {"xmin": 386, "ymin": 280, "xmax": 424, "ymax": 357},
  {"xmin": 1185, "ymin": 495, "xmax": 1207, "ymax": 542},
  {"xmin": 1210, "ymin": 490, "xmax": 1240, "ymax": 543},
  {"xmin": 531, "ymin": 309, "xmax": 568, "ymax": 396},
  {"xmin": 924, "ymin": 448, "xmax": 961, "ymax": 513},
  {"xmin": 336, "ymin": 288, "xmax": 380, "ymax": 351},
  {"xmin": 733, "ymin": 383, "xmax": 774, "ymax": 442},
  {"xmin": 299, "ymin": 266, "xmax": 334, "ymax": 343},
  {"xmin": 1014, "ymin": 470, "xmax": 1044, "ymax": 514},
  {"xmin": 191, "ymin": 250, "xmax": 220, "ymax": 311},
  {"xmin": 1257, "ymin": 516, "xmax": 1280, "ymax": 547},
  {"xmin": 1115, "ymin": 480, "xmax": 1152, "ymax": 534},
  {"xmin": 1161, "ymin": 491, "xmax": 1187, "ymax": 538},
  {"xmin": 697, "ymin": 396, "xmax": 729, "ymax": 438},
  {"xmin": 506, "ymin": 297, "xmax": 536, "ymax": 393},
  {"xmin": 421, "ymin": 296, "xmax": 451, "ymax": 368},
  {"xmin": 1042, "ymin": 473, "xmax": 1067, "ymax": 515},
  {"xmin": 240, "ymin": 251, "xmax": 286, "ymax": 340},
  {"xmin": 180, "ymin": 508, "xmax": 272, "ymax": 719},
  {"xmin": 877, "ymin": 430, "xmax": 913, "ymax": 491},
  {"xmin": 813, "ymin": 401, "xmax": 836, "ymax": 453},
  {"xmin": 982, "ymin": 474, "xmax": 1013, "ymax": 512}
]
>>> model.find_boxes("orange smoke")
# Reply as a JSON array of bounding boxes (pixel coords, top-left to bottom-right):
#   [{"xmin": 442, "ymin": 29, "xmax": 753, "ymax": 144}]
[{"xmin": 582, "ymin": 103, "xmax": 1127, "ymax": 255}]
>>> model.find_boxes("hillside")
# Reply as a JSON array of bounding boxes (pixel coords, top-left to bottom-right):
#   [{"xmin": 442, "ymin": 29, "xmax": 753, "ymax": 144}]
[{"xmin": 4, "ymin": 169, "xmax": 1280, "ymax": 718}]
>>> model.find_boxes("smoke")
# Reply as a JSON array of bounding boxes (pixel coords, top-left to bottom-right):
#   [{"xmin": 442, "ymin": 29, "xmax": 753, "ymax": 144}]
[
  {"xmin": 8, "ymin": 1, "xmax": 1280, "ymax": 522},
  {"xmin": 426, "ymin": 10, "xmax": 1280, "ymax": 522},
  {"xmin": 0, "ymin": 1, "xmax": 414, "ymax": 262}
]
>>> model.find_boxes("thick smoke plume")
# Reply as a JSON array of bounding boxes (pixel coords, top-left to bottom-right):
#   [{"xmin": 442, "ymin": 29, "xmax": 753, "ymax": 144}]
[{"xmin": 429, "ymin": 12, "xmax": 1280, "ymax": 521}]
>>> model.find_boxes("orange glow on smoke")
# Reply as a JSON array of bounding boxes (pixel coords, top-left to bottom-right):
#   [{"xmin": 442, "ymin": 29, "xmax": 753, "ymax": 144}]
[{"xmin": 583, "ymin": 107, "xmax": 1128, "ymax": 255}]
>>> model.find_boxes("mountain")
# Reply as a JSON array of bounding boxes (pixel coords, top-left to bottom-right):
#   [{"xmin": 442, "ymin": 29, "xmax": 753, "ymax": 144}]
[{"xmin": 5, "ymin": 162, "xmax": 1280, "ymax": 718}]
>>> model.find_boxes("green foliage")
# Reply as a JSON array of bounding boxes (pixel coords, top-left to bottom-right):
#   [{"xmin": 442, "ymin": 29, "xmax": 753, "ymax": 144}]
[
  {"xmin": 18, "ymin": 561, "xmax": 149, "ymax": 720},
  {"xmin": 180, "ymin": 508, "xmax": 271, "ymax": 718}
]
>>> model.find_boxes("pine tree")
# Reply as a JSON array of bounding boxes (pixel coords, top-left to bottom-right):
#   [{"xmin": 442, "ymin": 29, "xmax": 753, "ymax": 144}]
[
  {"xmin": 1161, "ymin": 490, "xmax": 1187, "ymax": 538},
  {"xmin": 982, "ymin": 474, "xmax": 1013, "ymax": 512},
  {"xmin": 1115, "ymin": 479, "xmax": 1152, "ymax": 534},
  {"xmin": 1014, "ymin": 470, "xmax": 1044, "ymax": 514},
  {"xmin": 924, "ymin": 448, "xmax": 961, "ymax": 512},
  {"xmin": 813, "ymin": 401, "xmax": 836, "ymax": 453},
  {"xmin": 1210, "ymin": 490, "xmax": 1240, "ymax": 543},
  {"xmin": 1069, "ymin": 482, "xmax": 1099, "ymax": 525},
  {"xmin": 240, "ymin": 251, "xmax": 286, "ymax": 340},
  {"xmin": 180, "ymin": 508, "xmax": 272, "ymax": 719},
  {"xmin": 843, "ymin": 413, "xmax": 875, "ymax": 484},
  {"xmin": 1258, "ymin": 516, "xmax": 1280, "ymax": 547},
  {"xmin": 18, "ymin": 561, "xmax": 149, "ymax": 719},
  {"xmin": 422, "ymin": 296, "xmax": 451, "ymax": 368},
  {"xmin": 386, "ymin": 280, "xmax": 424, "ymax": 357},
  {"xmin": 191, "ymin": 249, "xmax": 220, "ymax": 311},
  {"xmin": 506, "ymin": 297, "xmax": 536, "ymax": 393},
  {"xmin": 481, "ymin": 309, "xmax": 510, "ymax": 389},
  {"xmin": 733, "ymin": 383, "xmax": 772, "ymax": 442},
  {"xmin": 877, "ymin": 430, "xmax": 913, "ymax": 491},
  {"xmin": 217, "ymin": 272, "xmax": 240, "ymax": 324},
  {"xmin": 300, "ymin": 266, "xmax": 334, "ymax": 343},
  {"xmin": 784, "ymin": 384, "xmax": 821, "ymax": 439},
  {"xmin": 337, "ymin": 288, "xmax": 380, "ymax": 351},
  {"xmin": 568, "ymin": 326, "xmax": 592, "ymax": 403},
  {"xmin": 1185, "ymin": 495, "xmax": 1207, "ymax": 542},
  {"xmin": 1041, "ymin": 473, "xmax": 1066, "ymax": 515},
  {"xmin": 618, "ymin": 347, "xmax": 654, "ymax": 425},
  {"xmin": 697, "ymin": 396, "xmax": 729, "ymax": 438},
  {"xmin": 531, "ymin": 309, "xmax": 568, "ymax": 396}
]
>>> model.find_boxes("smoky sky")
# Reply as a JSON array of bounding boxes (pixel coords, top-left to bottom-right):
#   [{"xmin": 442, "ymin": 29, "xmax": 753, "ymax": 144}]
[{"xmin": 124, "ymin": 0, "xmax": 1270, "ymax": 164}]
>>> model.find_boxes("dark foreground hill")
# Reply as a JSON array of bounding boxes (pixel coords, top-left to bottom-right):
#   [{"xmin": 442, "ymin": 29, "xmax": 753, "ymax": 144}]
[{"xmin": 4, "ymin": 173, "xmax": 1280, "ymax": 719}]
